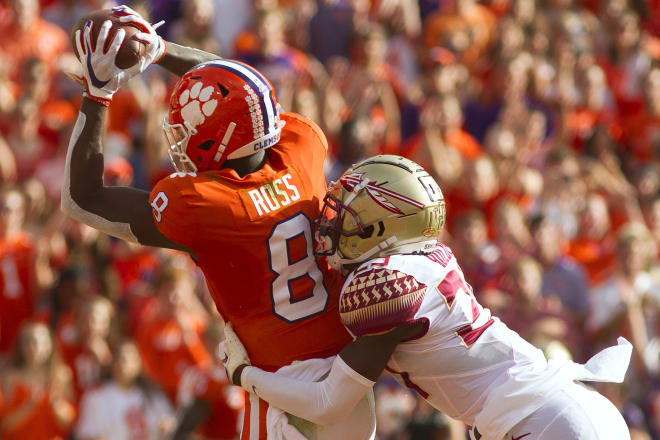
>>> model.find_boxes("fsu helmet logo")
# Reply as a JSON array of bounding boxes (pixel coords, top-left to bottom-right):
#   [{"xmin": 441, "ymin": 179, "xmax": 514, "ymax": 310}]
[{"xmin": 339, "ymin": 172, "xmax": 424, "ymax": 215}]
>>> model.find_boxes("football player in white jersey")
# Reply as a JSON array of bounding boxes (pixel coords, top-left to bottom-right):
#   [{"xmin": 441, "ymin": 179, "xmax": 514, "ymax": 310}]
[{"xmin": 221, "ymin": 155, "xmax": 633, "ymax": 440}]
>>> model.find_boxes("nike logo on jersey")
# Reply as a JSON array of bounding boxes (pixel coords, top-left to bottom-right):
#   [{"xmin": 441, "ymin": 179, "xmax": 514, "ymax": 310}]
[{"xmin": 512, "ymin": 433, "xmax": 531, "ymax": 440}]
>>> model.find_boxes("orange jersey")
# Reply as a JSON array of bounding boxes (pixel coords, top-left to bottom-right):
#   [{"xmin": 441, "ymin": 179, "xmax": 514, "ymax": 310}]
[
  {"xmin": 57, "ymin": 339, "xmax": 103, "ymax": 404},
  {"xmin": 0, "ymin": 233, "xmax": 36, "ymax": 354},
  {"xmin": 150, "ymin": 113, "xmax": 351, "ymax": 371},
  {"xmin": 136, "ymin": 314, "xmax": 211, "ymax": 401},
  {"xmin": 179, "ymin": 366, "xmax": 244, "ymax": 439},
  {"xmin": 0, "ymin": 381, "xmax": 71, "ymax": 440}
]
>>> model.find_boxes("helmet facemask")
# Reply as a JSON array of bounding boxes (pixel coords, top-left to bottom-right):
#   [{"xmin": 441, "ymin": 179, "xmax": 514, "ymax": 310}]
[
  {"xmin": 314, "ymin": 181, "xmax": 396, "ymax": 271},
  {"xmin": 313, "ymin": 189, "xmax": 365, "ymax": 258},
  {"xmin": 162, "ymin": 117, "xmax": 199, "ymax": 173}
]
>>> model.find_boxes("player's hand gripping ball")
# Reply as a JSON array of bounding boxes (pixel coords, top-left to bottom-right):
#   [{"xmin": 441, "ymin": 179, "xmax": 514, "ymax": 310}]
[
  {"xmin": 69, "ymin": 6, "xmax": 166, "ymax": 105},
  {"xmin": 71, "ymin": 9, "xmax": 146, "ymax": 69}
]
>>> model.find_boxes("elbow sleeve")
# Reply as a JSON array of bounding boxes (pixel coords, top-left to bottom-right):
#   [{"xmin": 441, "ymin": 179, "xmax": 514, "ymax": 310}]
[{"xmin": 242, "ymin": 356, "xmax": 374, "ymax": 426}]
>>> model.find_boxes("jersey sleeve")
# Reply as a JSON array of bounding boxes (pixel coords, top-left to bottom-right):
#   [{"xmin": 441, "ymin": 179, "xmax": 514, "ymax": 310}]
[
  {"xmin": 149, "ymin": 173, "xmax": 206, "ymax": 250},
  {"xmin": 339, "ymin": 268, "xmax": 427, "ymax": 337}
]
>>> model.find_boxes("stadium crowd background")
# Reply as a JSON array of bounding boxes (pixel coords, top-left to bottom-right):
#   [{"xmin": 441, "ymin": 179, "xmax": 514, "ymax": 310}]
[{"xmin": 0, "ymin": 0, "xmax": 659, "ymax": 438}]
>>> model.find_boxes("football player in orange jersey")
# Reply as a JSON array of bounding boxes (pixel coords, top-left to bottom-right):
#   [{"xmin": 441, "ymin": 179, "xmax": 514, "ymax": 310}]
[{"xmin": 62, "ymin": 5, "xmax": 375, "ymax": 440}]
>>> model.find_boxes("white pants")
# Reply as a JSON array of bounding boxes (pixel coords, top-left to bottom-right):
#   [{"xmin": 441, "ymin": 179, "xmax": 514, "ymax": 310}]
[{"xmin": 506, "ymin": 383, "xmax": 630, "ymax": 440}]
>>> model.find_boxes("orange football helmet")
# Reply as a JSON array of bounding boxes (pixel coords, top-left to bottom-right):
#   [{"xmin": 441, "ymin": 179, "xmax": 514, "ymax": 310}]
[{"xmin": 163, "ymin": 60, "xmax": 285, "ymax": 173}]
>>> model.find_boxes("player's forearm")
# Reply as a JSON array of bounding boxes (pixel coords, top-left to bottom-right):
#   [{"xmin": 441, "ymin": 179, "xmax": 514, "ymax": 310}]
[
  {"xmin": 61, "ymin": 99, "xmax": 139, "ymax": 242},
  {"xmin": 157, "ymin": 42, "xmax": 220, "ymax": 77},
  {"xmin": 240, "ymin": 356, "xmax": 374, "ymax": 426},
  {"xmin": 65, "ymin": 98, "xmax": 106, "ymax": 208}
]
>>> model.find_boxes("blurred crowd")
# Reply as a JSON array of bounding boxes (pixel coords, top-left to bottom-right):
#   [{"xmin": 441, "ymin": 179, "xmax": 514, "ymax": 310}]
[{"xmin": 0, "ymin": 0, "xmax": 659, "ymax": 439}]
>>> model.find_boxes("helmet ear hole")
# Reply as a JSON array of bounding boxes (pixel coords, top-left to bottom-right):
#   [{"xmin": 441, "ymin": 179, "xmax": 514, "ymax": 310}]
[
  {"xmin": 196, "ymin": 140, "xmax": 215, "ymax": 151},
  {"xmin": 358, "ymin": 225, "xmax": 375, "ymax": 239},
  {"xmin": 217, "ymin": 83, "xmax": 229, "ymax": 98}
]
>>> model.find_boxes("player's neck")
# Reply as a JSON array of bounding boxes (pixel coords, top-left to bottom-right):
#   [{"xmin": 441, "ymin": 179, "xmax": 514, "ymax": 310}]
[{"xmin": 223, "ymin": 150, "xmax": 267, "ymax": 177}]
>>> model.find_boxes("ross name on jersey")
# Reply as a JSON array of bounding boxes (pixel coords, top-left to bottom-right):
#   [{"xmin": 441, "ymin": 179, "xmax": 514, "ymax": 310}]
[{"xmin": 239, "ymin": 171, "xmax": 302, "ymax": 220}]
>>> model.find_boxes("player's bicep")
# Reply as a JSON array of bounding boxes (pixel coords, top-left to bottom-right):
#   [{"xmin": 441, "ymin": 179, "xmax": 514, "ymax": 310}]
[{"xmin": 84, "ymin": 186, "xmax": 189, "ymax": 252}]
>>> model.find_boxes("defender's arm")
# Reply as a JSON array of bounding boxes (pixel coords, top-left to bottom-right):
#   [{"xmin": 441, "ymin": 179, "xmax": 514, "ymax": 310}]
[
  {"xmin": 232, "ymin": 323, "xmax": 424, "ymax": 426},
  {"xmin": 223, "ymin": 267, "xmax": 428, "ymax": 425}
]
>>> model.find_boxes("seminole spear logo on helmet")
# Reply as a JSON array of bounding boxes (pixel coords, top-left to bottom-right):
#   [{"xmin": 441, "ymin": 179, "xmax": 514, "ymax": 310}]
[{"xmin": 339, "ymin": 172, "xmax": 425, "ymax": 216}]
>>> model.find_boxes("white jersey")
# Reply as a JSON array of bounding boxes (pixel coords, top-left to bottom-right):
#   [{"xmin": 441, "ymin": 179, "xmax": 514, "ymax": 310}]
[
  {"xmin": 340, "ymin": 245, "xmax": 546, "ymax": 427},
  {"xmin": 339, "ymin": 244, "xmax": 631, "ymax": 439},
  {"xmin": 76, "ymin": 382, "xmax": 174, "ymax": 440}
]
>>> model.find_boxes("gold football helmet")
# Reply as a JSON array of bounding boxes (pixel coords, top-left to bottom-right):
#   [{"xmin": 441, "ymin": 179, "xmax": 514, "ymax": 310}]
[{"xmin": 314, "ymin": 155, "xmax": 446, "ymax": 269}]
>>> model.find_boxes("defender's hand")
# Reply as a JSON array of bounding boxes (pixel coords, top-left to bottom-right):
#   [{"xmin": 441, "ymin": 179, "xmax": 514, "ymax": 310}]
[
  {"xmin": 73, "ymin": 20, "xmax": 142, "ymax": 106},
  {"xmin": 112, "ymin": 5, "xmax": 166, "ymax": 65},
  {"xmin": 219, "ymin": 322, "xmax": 251, "ymax": 386}
]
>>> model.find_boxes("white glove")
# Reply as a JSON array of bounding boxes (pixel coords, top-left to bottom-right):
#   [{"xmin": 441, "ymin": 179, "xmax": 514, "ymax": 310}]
[
  {"xmin": 218, "ymin": 322, "xmax": 251, "ymax": 386},
  {"xmin": 112, "ymin": 5, "xmax": 167, "ymax": 65},
  {"xmin": 73, "ymin": 20, "xmax": 142, "ymax": 105}
]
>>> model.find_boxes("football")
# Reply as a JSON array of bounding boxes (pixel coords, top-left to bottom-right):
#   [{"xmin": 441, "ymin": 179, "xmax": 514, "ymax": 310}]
[{"xmin": 71, "ymin": 9, "xmax": 146, "ymax": 69}]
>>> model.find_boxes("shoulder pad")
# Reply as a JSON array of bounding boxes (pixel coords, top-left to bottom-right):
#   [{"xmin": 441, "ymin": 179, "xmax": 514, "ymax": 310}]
[
  {"xmin": 340, "ymin": 268, "xmax": 426, "ymax": 337},
  {"xmin": 149, "ymin": 173, "xmax": 206, "ymax": 248}
]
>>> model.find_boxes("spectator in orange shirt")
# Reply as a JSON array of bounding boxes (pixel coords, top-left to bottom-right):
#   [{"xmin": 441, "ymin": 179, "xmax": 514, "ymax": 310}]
[
  {"xmin": 403, "ymin": 94, "xmax": 482, "ymax": 193},
  {"xmin": 600, "ymin": 11, "xmax": 650, "ymax": 119},
  {"xmin": 568, "ymin": 193, "xmax": 618, "ymax": 285},
  {"xmin": 0, "ymin": 0, "xmax": 69, "ymax": 81},
  {"xmin": 136, "ymin": 267, "xmax": 211, "ymax": 402},
  {"xmin": 405, "ymin": 94, "xmax": 482, "ymax": 163},
  {"xmin": 423, "ymin": 0, "xmax": 496, "ymax": 68},
  {"xmin": 0, "ymin": 322, "xmax": 75, "ymax": 440},
  {"xmin": 57, "ymin": 295, "xmax": 114, "ymax": 404},
  {"xmin": 626, "ymin": 67, "xmax": 660, "ymax": 162},
  {"xmin": 0, "ymin": 188, "xmax": 37, "ymax": 356},
  {"xmin": 444, "ymin": 155, "xmax": 503, "ymax": 234},
  {"xmin": 174, "ymin": 321, "xmax": 244, "ymax": 440},
  {"xmin": 563, "ymin": 64, "xmax": 618, "ymax": 150},
  {"xmin": 21, "ymin": 57, "xmax": 77, "ymax": 134}
]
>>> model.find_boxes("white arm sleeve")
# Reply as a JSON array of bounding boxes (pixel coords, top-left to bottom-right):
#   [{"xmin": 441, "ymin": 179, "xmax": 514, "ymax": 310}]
[
  {"xmin": 61, "ymin": 112, "xmax": 138, "ymax": 243},
  {"xmin": 241, "ymin": 356, "xmax": 375, "ymax": 426}
]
